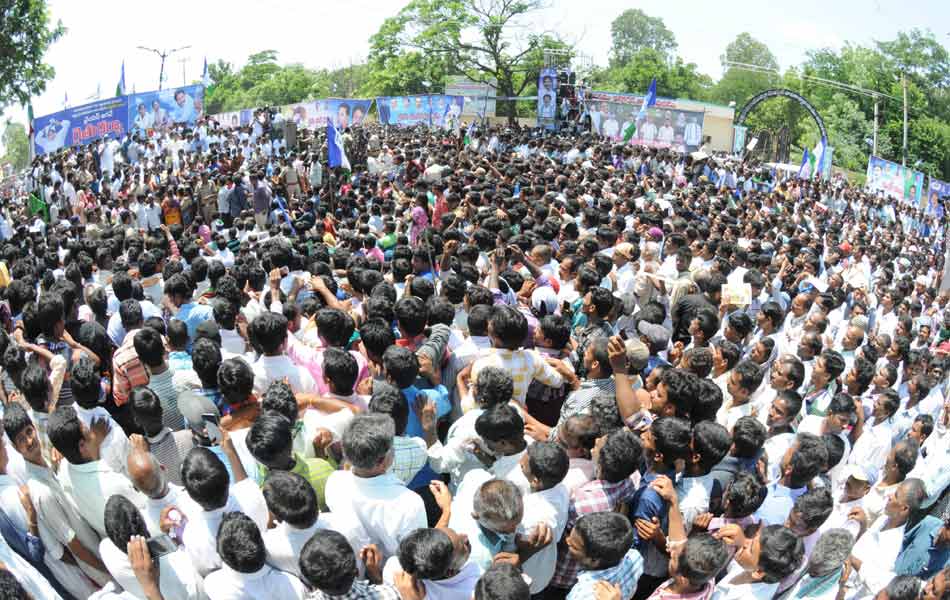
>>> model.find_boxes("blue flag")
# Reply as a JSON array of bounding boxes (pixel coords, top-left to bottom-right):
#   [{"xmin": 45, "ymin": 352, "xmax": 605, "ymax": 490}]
[
  {"xmin": 327, "ymin": 122, "xmax": 350, "ymax": 170},
  {"xmin": 623, "ymin": 77, "xmax": 657, "ymax": 142},
  {"xmin": 202, "ymin": 57, "xmax": 210, "ymax": 88},
  {"xmin": 797, "ymin": 148, "xmax": 810, "ymax": 179}
]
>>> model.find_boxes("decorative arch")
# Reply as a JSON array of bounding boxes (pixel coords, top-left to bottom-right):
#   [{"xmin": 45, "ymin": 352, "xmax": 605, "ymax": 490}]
[{"xmin": 735, "ymin": 88, "xmax": 827, "ymax": 142}]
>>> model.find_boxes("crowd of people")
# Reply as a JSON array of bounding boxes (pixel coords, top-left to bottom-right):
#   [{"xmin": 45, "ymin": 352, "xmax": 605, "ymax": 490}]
[{"xmin": 0, "ymin": 107, "xmax": 948, "ymax": 600}]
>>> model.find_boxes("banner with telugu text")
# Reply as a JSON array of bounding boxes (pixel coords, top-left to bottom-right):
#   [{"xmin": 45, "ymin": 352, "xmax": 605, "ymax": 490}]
[{"xmin": 32, "ymin": 97, "xmax": 128, "ymax": 156}]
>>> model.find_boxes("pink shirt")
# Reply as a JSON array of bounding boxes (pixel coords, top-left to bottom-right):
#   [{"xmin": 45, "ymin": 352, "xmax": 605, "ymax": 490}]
[{"xmin": 285, "ymin": 334, "xmax": 370, "ymax": 395}]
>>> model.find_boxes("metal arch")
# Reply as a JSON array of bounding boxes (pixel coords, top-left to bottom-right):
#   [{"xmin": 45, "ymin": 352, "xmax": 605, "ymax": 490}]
[{"xmin": 735, "ymin": 88, "xmax": 828, "ymax": 142}]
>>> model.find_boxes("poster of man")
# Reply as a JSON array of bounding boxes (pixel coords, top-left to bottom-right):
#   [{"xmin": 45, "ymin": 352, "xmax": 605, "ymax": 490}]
[{"xmin": 537, "ymin": 68, "xmax": 557, "ymax": 123}]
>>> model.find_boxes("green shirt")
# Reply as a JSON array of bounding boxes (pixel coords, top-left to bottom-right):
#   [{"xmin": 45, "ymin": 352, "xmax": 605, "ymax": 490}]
[{"xmin": 258, "ymin": 452, "xmax": 336, "ymax": 511}]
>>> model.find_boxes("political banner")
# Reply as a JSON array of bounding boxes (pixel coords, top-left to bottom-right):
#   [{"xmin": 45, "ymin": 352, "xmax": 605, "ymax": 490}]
[
  {"xmin": 865, "ymin": 155, "xmax": 925, "ymax": 206},
  {"xmin": 588, "ymin": 91, "xmax": 705, "ymax": 152},
  {"xmin": 32, "ymin": 97, "xmax": 128, "ymax": 155},
  {"xmin": 127, "ymin": 84, "xmax": 205, "ymax": 133},
  {"xmin": 926, "ymin": 177, "xmax": 949, "ymax": 217},
  {"xmin": 537, "ymin": 68, "xmax": 557, "ymax": 124},
  {"xmin": 445, "ymin": 76, "xmax": 495, "ymax": 117},
  {"xmin": 281, "ymin": 98, "xmax": 373, "ymax": 131},
  {"xmin": 732, "ymin": 125, "xmax": 747, "ymax": 155},
  {"xmin": 376, "ymin": 95, "xmax": 464, "ymax": 128},
  {"xmin": 213, "ymin": 111, "xmax": 244, "ymax": 129}
]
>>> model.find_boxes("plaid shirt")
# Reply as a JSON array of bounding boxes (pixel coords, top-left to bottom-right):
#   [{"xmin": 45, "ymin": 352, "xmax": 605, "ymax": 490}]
[
  {"xmin": 550, "ymin": 477, "xmax": 637, "ymax": 590},
  {"xmin": 568, "ymin": 548, "xmax": 645, "ymax": 600},
  {"xmin": 112, "ymin": 328, "xmax": 149, "ymax": 406},
  {"xmin": 390, "ymin": 435, "xmax": 427, "ymax": 485},
  {"xmin": 307, "ymin": 581, "xmax": 400, "ymax": 600},
  {"xmin": 472, "ymin": 348, "xmax": 563, "ymax": 405}
]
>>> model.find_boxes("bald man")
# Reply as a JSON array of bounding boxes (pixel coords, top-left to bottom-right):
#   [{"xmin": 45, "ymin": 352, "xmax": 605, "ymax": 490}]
[{"xmin": 127, "ymin": 436, "xmax": 190, "ymax": 537}]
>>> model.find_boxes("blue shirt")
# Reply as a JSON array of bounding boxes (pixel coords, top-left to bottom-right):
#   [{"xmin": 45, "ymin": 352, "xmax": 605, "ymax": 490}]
[
  {"xmin": 895, "ymin": 515, "xmax": 950, "ymax": 579},
  {"xmin": 568, "ymin": 548, "xmax": 644, "ymax": 600},
  {"xmin": 400, "ymin": 384, "xmax": 451, "ymax": 438},
  {"xmin": 175, "ymin": 302, "xmax": 214, "ymax": 350},
  {"xmin": 628, "ymin": 469, "xmax": 673, "ymax": 550}
]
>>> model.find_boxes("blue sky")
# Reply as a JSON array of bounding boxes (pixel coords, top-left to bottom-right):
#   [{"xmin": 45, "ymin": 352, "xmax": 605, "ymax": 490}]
[{"xmin": 2, "ymin": 0, "xmax": 948, "ymax": 131}]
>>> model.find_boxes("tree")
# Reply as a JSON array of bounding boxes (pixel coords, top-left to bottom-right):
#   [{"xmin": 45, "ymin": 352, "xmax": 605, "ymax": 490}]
[
  {"xmin": 597, "ymin": 48, "xmax": 711, "ymax": 99},
  {"xmin": 367, "ymin": 0, "xmax": 565, "ymax": 122},
  {"xmin": 609, "ymin": 9, "xmax": 677, "ymax": 67},
  {"xmin": 2, "ymin": 122, "xmax": 30, "ymax": 170},
  {"xmin": 710, "ymin": 33, "xmax": 779, "ymax": 107},
  {"xmin": 203, "ymin": 51, "xmax": 335, "ymax": 113},
  {"xmin": 0, "ymin": 0, "xmax": 64, "ymax": 107}
]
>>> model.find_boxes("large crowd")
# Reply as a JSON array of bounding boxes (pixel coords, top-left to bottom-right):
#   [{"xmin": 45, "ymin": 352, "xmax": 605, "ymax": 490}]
[{"xmin": 0, "ymin": 107, "xmax": 948, "ymax": 600}]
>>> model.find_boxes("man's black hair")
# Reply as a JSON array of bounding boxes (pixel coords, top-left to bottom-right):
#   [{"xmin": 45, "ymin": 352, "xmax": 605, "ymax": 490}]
[
  {"xmin": 133, "ymin": 327, "xmax": 165, "ymax": 368},
  {"xmin": 489, "ymin": 305, "xmax": 528, "ymax": 349},
  {"xmin": 217, "ymin": 512, "xmax": 266, "ymax": 573},
  {"xmin": 575, "ymin": 511, "xmax": 635, "ymax": 570},
  {"xmin": 299, "ymin": 530, "xmax": 359, "ymax": 595},
  {"xmin": 731, "ymin": 415, "xmax": 766, "ymax": 458},
  {"xmin": 598, "ymin": 429, "xmax": 642, "ymax": 483},
  {"xmin": 526, "ymin": 441, "xmax": 569, "ymax": 490},
  {"xmin": 394, "ymin": 296, "xmax": 428, "ymax": 337},
  {"xmin": 249, "ymin": 311, "xmax": 288, "ymax": 354},
  {"xmin": 192, "ymin": 338, "xmax": 223, "ymax": 389},
  {"xmin": 475, "ymin": 405, "xmax": 524, "ymax": 443},
  {"xmin": 262, "ymin": 471, "xmax": 319, "ymax": 529},
  {"xmin": 323, "ymin": 347, "xmax": 358, "ymax": 395},
  {"xmin": 382, "ymin": 346, "xmax": 419, "ymax": 388},
  {"xmin": 315, "ymin": 308, "xmax": 355, "ymax": 348},
  {"xmin": 181, "ymin": 447, "xmax": 230, "ymax": 510}
]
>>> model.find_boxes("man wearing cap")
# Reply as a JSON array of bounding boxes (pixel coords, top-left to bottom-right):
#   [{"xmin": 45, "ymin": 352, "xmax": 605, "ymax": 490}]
[{"xmin": 611, "ymin": 242, "xmax": 638, "ymax": 296}]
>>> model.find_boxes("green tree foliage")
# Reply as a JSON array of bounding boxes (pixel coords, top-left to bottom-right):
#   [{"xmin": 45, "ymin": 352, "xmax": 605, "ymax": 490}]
[
  {"xmin": 594, "ymin": 48, "xmax": 711, "ymax": 99},
  {"xmin": 365, "ymin": 0, "xmax": 558, "ymax": 121},
  {"xmin": 709, "ymin": 33, "xmax": 780, "ymax": 107},
  {"xmin": 609, "ymin": 9, "xmax": 677, "ymax": 67},
  {"xmin": 0, "ymin": 0, "xmax": 64, "ymax": 107},
  {"xmin": 2, "ymin": 122, "xmax": 30, "ymax": 170}
]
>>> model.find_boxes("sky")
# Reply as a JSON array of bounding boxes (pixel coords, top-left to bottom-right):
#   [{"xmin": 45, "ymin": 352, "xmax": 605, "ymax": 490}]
[{"xmin": 3, "ymin": 0, "xmax": 949, "ymax": 131}]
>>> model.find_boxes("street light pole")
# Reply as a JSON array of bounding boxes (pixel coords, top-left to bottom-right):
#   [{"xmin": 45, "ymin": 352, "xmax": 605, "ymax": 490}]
[
  {"xmin": 901, "ymin": 71, "xmax": 909, "ymax": 167},
  {"xmin": 873, "ymin": 97, "xmax": 878, "ymax": 157},
  {"xmin": 137, "ymin": 45, "xmax": 192, "ymax": 90}
]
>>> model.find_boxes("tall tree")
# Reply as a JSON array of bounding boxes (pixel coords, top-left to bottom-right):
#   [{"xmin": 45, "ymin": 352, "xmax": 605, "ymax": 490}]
[
  {"xmin": 711, "ymin": 33, "xmax": 779, "ymax": 108},
  {"xmin": 609, "ymin": 9, "xmax": 677, "ymax": 67},
  {"xmin": 0, "ymin": 0, "xmax": 64, "ymax": 107},
  {"xmin": 367, "ymin": 0, "xmax": 565, "ymax": 122},
  {"xmin": 597, "ymin": 47, "xmax": 711, "ymax": 100},
  {"xmin": 1, "ymin": 121, "xmax": 30, "ymax": 170}
]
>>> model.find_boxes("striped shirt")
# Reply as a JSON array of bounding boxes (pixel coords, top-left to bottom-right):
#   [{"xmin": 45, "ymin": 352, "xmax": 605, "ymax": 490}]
[
  {"xmin": 147, "ymin": 369, "xmax": 186, "ymax": 431},
  {"xmin": 549, "ymin": 377, "xmax": 617, "ymax": 441},
  {"xmin": 145, "ymin": 428, "xmax": 194, "ymax": 486},
  {"xmin": 471, "ymin": 348, "xmax": 563, "ymax": 406},
  {"xmin": 113, "ymin": 328, "xmax": 149, "ymax": 406},
  {"xmin": 568, "ymin": 548, "xmax": 645, "ymax": 600}
]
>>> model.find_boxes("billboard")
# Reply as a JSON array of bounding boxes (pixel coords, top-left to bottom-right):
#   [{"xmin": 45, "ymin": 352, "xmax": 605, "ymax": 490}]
[
  {"xmin": 588, "ymin": 91, "xmax": 705, "ymax": 152},
  {"xmin": 281, "ymin": 98, "xmax": 373, "ymax": 131},
  {"xmin": 865, "ymin": 155, "xmax": 925, "ymax": 207},
  {"xmin": 926, "ymin": 177, "xmax": 949, "ymax": 217},
  {"xmin": 444, "ymin": 76, "xmax": 495, "ymax": 117},
  {"xmin": 127, "ymin": 84, "xmax": 205, "ymax": 133},
  {"xmin": 32, "ymin": 97, "xmax": 128, "ymax": 156},
  {"xmin": 376, "ymin": 95, "xmax": 465, "ymax": 128},
  {"xmin": 212, "ymin": 111, "xmax": 246, "ymax": 129},
  {"xmin": 537, "ymin": 68, "xmax": 557, "ymax": 125}
]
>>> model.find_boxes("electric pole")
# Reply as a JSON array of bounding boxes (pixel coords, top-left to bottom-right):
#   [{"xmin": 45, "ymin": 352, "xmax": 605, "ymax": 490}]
[
  {"xmin": 901, "ymin": 71, "xmax": 908, "ymax": 167},
  {"xmin": 137, "ymin": 45, "xmax": 192, "ymax": 90}
]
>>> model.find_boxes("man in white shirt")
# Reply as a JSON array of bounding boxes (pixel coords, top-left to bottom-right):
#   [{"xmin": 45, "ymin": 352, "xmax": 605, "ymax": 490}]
[
  {"xmin": 176, "ymin": 440, "xmax": 268, "ymax": 576},
  {"xmin": 250, "ymin": 311, "xmax": 316, "ymax": 396},
  {"xmin": 262, "ymin": 471, "xmax": 369, "ymax": 579},
  {"xmin": 204, "ymin": 512, "xmax": 308, "ymax": 600},
  {"xmin": 99, "ymin": 496, "xmax": 206, "ymax": 600},
  {"xmin": 848, "ymin": 389, "xmax": 899, "ymax": 472},
  {"xmin": 844, "ymin": 478, "xmax": 925, "ymax": 597},
  {"xmin": 47, "ymin": 405, "xmax": 145, "ymax": 538},
  {"xmin": 325, "ymin": 414, "xmax": 427, "ymax": 560}
]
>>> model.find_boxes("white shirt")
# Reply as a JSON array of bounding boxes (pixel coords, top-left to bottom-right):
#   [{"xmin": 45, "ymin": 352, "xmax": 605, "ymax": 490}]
[
  {"xmin": 324, "ymin": 471, "xmax": 427, "ymax": 560},
  {"xmin": 99, "ymin": 538, "xmax": 205, "ymax": 600},
  {"xmin": 142, "ymin": 483, "xmax": 186, "ymax": 537},
  {"xmin": 181, "ymin": 479, "xmax": 269, "ymax": 576},
  {"xmin": 847, "ymin": 417, "xmax": 893, "ymax": 471},
  {"xmin": 520, "ymin": 484, "xmax": 570, "ymax": 593},
  {"xmin": 711, "ymin": 561, "xmax": 779, "ymax": 600},
  {"xmin": 58, "ymin": 459, "xmax": 145, "ymax": 538},
  {"xmin": 252, "ymin": 354, "xmax": 316, "ymax": 396},
  {"xmin": 907, "ymin": 417, "xmax": 950, "ymax": 508},
  {"xmin": 264, "ymin": 512, "xmax": 370, "ymax": 579},
  {"xmin": 847, "ymin": 515, "xmax": 906, "ymax": 596},
  {"xmin": 383, "ymin": 556, "xmax": 483, "ymax": 600},
  {"xmin": 676, "ymin": 473, "xmax": 715, "ymax": 529},
  {"xmin": 0, "ymin": 525, "xmax": 64, "ymax": 599},
  {"xmin": 204, "ymin": 563, "xmax": 306, "ymax": 600},
  {"xmin": 74, "ymin": 405, "xmax": 132, "ymax": 476}
]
